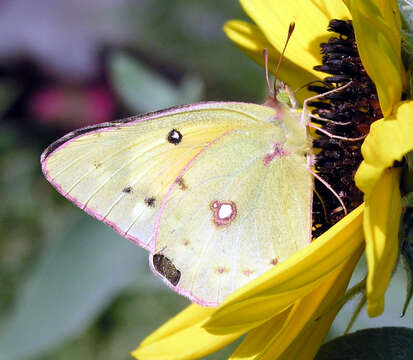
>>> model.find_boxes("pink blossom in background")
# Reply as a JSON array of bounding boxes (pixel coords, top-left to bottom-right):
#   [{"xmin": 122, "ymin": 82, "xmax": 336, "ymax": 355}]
[{"xmin": 30, "ymin": 86, "xmax": 116, "ymax": 130}]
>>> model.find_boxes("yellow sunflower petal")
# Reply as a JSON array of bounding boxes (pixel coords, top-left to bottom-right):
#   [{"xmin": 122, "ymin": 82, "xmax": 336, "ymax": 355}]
[
  {"xmin": 277, "ymin": 246, "xmax": 363, "ymax": 360},
  {"xmin": 354, "ymin": 101, "xmax": 413, "ymax": 317},
  {"xmin": 204, "ymin": 205, "xmax": 364, "ymax": 334},
  {"xmin": 227, "ymin": 309, "xmax": 292, "ymax": 360},
  {"xmin": 355, "ymin": 101, "xmax": 413, "ymax": 198},
  {"xmin": 277, "ymin": 310, "xmax": 335, "ymax": 360},
  {"xmin": 229, "ymin": 245, "xmax": 362, "ymax": 360},
  {"xmin": 346, "ymin": 0, "xmax": 405, "ymax": 116},
  {"xmin": 364, "ymin": 167, "xmax": 402, "ymax": 317},
  {"xmin": 223, "ymin": 20, "xmax": 318, "ymax": 102},
  {"xmin": 139, "ymin": 304, "xmax": 213, "ymax": 347},
  {"xmin": 239, "ymin": 0, "xmax": 351, "ymax": 79},
  {"xmin": 132, "ymin": 304, "xmax": 242, "ymax": 360}
]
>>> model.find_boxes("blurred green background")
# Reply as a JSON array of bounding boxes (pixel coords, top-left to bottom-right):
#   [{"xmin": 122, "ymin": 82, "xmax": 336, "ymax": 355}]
[{"xmin": 0, "ymin": 1, "xmax": 411, "ymax": 360}]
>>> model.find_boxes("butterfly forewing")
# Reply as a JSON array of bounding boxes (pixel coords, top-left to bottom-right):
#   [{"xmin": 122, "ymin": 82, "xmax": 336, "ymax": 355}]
[{"xmin": 41, "ymin": 102, "xmax": 276, "ymax": 250}]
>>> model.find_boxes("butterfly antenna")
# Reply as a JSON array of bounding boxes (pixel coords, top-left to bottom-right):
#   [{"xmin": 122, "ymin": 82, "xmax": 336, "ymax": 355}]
[
  {"xmin": 301, "ymin": 81, "xmax": 353, "ymax": 127},
  {"xmin": 263, "ymin": 49, "xmax": 274, "ymax": 97},
  {"xmin": 273, "ymin": 22, "xmax": 295, "ymax": 94},
  {"xmin": 309, "ymin": 169, "xmax": 348, "ymax": 215}
]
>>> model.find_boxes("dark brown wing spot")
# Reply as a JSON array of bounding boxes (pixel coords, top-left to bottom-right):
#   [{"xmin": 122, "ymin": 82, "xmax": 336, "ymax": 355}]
[
  {"xmin": 270, "ymin": 258, "xmax": 278, "ymax": 266},
  {"xmin": 122, "ymin": 186, "xmax": 133, "ymax": 194},
  {"xmin": 167, "ymin": 129, "xmax": 182, "ymax": 145},
  {"xmin": 183, "ymin": 240, "xmax": 190, "ymax": 246},
  {"xmin": 152, "ymin": 254, "xmax": 181, "ymax": 286},
  {"xmin": 176, "ymin": 177, "xmax": 188, "ymax": 190},
  {"xmin": 144, "ymin": 197, "xmax": 156, "ymax": 207}
]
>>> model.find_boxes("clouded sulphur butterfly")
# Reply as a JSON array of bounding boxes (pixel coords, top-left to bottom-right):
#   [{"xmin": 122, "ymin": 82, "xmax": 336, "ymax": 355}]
[{"xmin": 41, "ymin": 92, "xmax": 313, "ymax": 306}]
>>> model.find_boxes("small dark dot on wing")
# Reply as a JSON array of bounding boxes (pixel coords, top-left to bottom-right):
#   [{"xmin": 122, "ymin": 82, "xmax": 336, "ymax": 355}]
[
  {"xmin": 144, "ymin": 197, "xmax": 156, "ymax": 207},
  {"xmin": 122, "ymin": 186, "xmax": 133, "ymax": 194},
  {"xmin": 177, "ymin": 177, "xmax": 188, "ymax": 190}
]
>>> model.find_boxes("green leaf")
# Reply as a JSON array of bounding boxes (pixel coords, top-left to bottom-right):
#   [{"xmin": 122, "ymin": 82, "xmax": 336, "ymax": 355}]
[
  {"xmin": 0, "ymin": 80, "xmax": 19, "ymax": 118},
  {"xmin": 400, "ymin": 192, "xmax": 413, "ymax": 316},
  {"xmin": 316, "ymin": 327, "xmax": 413, "ymax": 360},
  {"xmin": 109, "ymin": 52, "xmax": 203, "ymax": 113},
  {"xmin": 0, "ymin": 212, "xmax": 156, "ymax": 360}
]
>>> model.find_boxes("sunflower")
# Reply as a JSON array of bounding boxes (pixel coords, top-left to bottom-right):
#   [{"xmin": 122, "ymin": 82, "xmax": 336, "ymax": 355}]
[{"xmin": 133, "ymin": 0, "xmax": 413, "ymax": 359}]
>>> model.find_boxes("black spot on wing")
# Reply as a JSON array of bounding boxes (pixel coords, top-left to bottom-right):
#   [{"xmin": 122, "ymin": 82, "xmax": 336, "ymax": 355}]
[
  {"xmin": 144, "ymin": 197, "xmax": 156, "ymax": 207},
  {"xmin": 152, "ymin": 254, "xmax": 181, "ymax": 286},
  {"xmin": 167, "ymin": 129, "xmax": 182, "ymax": 145},
  {"xmin": 122, "ymin": 186, "xmax": 133, "ymax": 194}
]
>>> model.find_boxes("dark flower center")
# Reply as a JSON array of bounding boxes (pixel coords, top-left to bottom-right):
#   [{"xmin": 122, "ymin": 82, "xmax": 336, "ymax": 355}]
[{"xmin": 310, "ymin": 20, "xmax": 382, "ymax": 237}]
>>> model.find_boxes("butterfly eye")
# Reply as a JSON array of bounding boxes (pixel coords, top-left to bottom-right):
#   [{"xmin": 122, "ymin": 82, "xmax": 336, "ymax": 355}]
[
  {"xmin": 152, "ymin": 254, "xmax": 181, "ymax": 286},
  {"xmin": 167, "ymin": 129, "xmax": 183, "ymax": 145}
]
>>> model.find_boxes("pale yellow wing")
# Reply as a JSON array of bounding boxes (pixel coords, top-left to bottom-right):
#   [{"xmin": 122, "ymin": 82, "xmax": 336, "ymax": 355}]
[
  {"xmin": 41, "ymin": 102, "xmax": 276, "ymax": 250},
  {"xmin": 152, "ymin": 125, "xmax": 313, "ymax": 305}
]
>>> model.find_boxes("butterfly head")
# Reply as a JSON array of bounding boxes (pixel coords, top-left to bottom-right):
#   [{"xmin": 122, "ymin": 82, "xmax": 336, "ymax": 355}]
[{"xmin": 264, "ymin": 80, "xmax": 297, "ymax": 111}]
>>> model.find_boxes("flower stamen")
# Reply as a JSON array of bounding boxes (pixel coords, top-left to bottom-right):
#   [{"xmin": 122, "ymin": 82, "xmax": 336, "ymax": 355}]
[{"xmin": 310, "ymin": 19, "xmax": 382, "ymax": 237}]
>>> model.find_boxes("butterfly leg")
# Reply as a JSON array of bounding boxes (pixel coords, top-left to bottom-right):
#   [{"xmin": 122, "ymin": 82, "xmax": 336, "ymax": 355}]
[
  {"xmin": 308, "ymin": 166, "xmax": 348, "ymax": 215},
  {"xmin": 307, "ymin": 154, "xmax": 347, "ymax": 215},
  {"xmin": 301, "ymin": 81, "xmax": 353, "ymax": 127},
  {"xmin": 308, "ymin": 123, "xmax": 366, "ymax": 141}
]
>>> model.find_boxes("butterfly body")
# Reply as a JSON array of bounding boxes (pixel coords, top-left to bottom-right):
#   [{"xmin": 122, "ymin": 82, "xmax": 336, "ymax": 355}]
[{"xmin": 41, "ymin": 100, "xmax": 313, "ymax": 306}]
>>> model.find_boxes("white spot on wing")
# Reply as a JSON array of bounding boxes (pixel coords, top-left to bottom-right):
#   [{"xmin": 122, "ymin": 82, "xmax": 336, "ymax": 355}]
[
  {"xmin": 218, "ymin": 203, "xmax": 233, "ymax": 219},
  {"xmin": 210, "ymin": 200, "xmax": 237, "ymax": 227}
]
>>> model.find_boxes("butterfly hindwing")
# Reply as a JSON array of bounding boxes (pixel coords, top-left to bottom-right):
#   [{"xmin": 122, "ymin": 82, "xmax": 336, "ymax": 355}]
[{"xmin": 151, "ymin": 123, "xmax": 312, "ymax": 305}]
